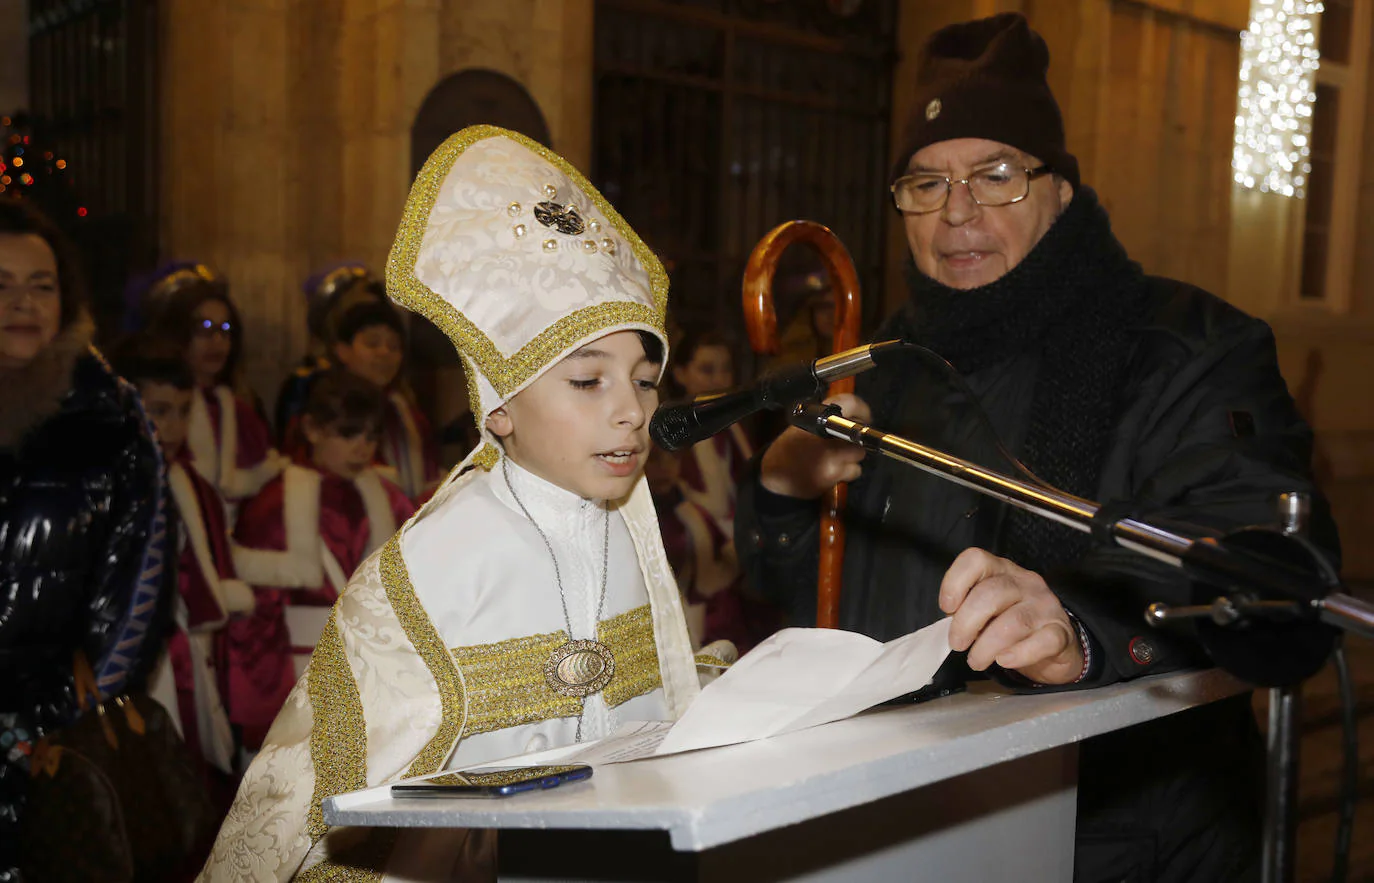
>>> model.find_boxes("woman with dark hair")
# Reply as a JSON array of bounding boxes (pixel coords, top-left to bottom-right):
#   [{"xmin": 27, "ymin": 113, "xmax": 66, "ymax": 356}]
[
  {"xmin": 132, "ymin": 264, "xmax": 286, "ymax": 507},
  {"xmin": 0, "ymin": 199, "xmax": 172, "ymax": 880}
]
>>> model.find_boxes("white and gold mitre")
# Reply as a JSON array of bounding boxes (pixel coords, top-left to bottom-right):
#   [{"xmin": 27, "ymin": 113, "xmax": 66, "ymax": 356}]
[{"xmin": 386, "ymin": 125, "xmax": 669, "ymax": 467}]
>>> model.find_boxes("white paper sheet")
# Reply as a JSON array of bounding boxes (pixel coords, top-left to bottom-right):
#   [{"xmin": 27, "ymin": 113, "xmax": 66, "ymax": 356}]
[
  {"xmin": 511, "ymin": 720, "xmax": 676, "ymax": 767},
  {"xmin": 656, "ymin": 617, "xmax": 953, "ymax": 755},
  {"xmin": 337, "ymin": 619, "xmax": 954, "ymax": 807}
]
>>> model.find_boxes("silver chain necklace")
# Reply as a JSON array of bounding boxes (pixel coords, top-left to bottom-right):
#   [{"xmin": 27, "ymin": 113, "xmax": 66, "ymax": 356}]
[{"xmin": 503, "ymin": 458, "xmax": 614, "ymax": 740}]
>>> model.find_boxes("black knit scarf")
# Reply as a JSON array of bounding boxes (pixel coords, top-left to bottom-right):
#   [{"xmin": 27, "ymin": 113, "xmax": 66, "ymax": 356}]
[{"xmin": 895, "ymin": 187, "xmax": 1152, "ymax": 573}]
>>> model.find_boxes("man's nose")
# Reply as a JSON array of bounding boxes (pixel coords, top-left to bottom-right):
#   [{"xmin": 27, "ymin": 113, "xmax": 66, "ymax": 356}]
[{"xmin": 942, "ymin": 179, "xmax": 980, "ymax": 226}]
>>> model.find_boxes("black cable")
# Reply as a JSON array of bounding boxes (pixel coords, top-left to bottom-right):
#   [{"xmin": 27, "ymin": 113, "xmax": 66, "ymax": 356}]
[
  {"xmin": 1330, "ymin": 638, "xmax": 1357, "ymax": 883},
  {"xmin": 898, "ymin": 341, "xmax": 1076, "ymax": 498}
]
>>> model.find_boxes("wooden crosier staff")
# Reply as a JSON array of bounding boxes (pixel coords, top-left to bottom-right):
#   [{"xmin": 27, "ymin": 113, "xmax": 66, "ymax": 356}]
[{"xmin": 742, "ymin": 221, "xmax": 861, "ymax": 629}]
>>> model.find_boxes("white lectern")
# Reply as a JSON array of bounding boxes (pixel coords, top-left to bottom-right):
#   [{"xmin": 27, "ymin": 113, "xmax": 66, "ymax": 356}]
[{"xmin": 323, "ymin": 669, "xmax": 1248, "ymax": 882}]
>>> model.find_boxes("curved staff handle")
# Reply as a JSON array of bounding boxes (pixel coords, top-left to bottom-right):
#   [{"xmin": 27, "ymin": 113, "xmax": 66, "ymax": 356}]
[{"xmin": 742, "ymin": 221, "xmax": 862, "ymax": 629}]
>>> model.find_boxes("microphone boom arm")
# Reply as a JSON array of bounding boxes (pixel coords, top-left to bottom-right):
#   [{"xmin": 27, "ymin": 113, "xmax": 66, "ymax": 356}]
[{"xmin": 788, "ymin": 402, "xmax": 1374, "ymax": 642}]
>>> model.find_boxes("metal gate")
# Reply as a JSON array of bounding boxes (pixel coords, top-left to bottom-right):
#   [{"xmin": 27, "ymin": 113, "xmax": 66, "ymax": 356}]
[
  {"xmin": 27, "ymin": 0, "xmax": 158, "ymax": 331},
  {"xmin": 593, "ymin": 0, "xmax": 897, "ymax": 333}
]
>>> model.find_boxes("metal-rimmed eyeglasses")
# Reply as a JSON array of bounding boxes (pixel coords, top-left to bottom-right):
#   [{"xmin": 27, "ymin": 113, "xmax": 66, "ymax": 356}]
[{"xmin": 890, "ymin": 163, "xmax": 1052, "ymax": 214}]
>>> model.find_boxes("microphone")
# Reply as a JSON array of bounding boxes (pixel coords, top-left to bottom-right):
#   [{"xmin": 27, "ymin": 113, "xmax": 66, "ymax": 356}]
[{"xmin": 649, "ymin": 339, "xmax": 905, "ymax": 452}]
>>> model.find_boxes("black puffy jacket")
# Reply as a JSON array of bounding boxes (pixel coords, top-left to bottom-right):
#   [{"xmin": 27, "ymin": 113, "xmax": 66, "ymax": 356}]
[{"xmin": 0, "ymin": 349, "xmax": 169, "ymax": 731}]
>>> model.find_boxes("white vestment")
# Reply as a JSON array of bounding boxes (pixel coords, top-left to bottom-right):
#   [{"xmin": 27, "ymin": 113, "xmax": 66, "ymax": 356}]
[{"xmin": 196, "ymin": 462, "xmax": 700, "ymax": 882}]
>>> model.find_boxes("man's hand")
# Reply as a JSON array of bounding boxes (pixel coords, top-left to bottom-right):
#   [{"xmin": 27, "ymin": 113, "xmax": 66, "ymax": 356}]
[
  {"xmin": 939, "ymin": 548, "xmax": 1084, "ymax": 685},
  {"xmin": 759, "ymin": 393, "xmax": 871, "ymax": 500}
]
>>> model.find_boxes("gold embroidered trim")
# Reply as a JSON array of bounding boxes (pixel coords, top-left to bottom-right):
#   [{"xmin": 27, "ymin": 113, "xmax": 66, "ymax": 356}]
[
  {"xmin": 451, "ymin": 632, "xmax": 582, "ymax": 736},
  {"xmin": 600, "ymin": 604, "xmax": 662, "ymax": 707},
  {"xmin": 379, "ymin": 536, "xmax": 468, "ymax": 778},
  {"xmin": 296, "ymin": 829, "xmax": 396, "ymax": 883},
  {"xmin": 306, "ymin": 608, "xmax": 367, "ymax": 842},
  {"xmin": 462, "ymin": 353, "xmax": 486, "ymax": 439},
  {"xmin": 295, "ymin": 864, "xmax": 382, "ymax": 883},
  {"xmin": 448, "ymin": 604, "xmax": 663, "ymax": 735},
  {"xmin": 497, "ymin": 302, "xmax": 663, "ymax": 397},
  {"xmin": 694, "ymin": 654, "xmax": 731, "ymax": 669},
  {"xmin": 472, "ymin": 443, "xmax": 499, "ymax": 471},
  {"xmin": 384, "ymin": 124, "xmax": 668, "ymax": 398}
]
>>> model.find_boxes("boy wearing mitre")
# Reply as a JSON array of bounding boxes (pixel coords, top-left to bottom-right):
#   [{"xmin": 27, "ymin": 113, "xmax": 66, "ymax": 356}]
[
  {"xmin": 223, "ymin": 369, "xmax": 416, "ymax": 752},
  {"xmin": 111, "ymin": 343, "xmax": 254, "ymax": 785},
  {"xmin": 197, "ymin": 127, "xmax": 730, "ymax": 882}
]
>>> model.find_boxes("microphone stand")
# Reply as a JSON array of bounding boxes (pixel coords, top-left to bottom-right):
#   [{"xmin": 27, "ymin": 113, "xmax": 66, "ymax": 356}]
[{"xmin": 787, "ymin": 402, "xmax": 1374, "ymax": 883}]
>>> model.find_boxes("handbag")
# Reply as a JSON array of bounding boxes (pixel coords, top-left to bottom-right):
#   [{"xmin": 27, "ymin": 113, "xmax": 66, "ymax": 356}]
[{"xmin": 20, "ymin": 652, "xmax": 219, "ymax": 882}]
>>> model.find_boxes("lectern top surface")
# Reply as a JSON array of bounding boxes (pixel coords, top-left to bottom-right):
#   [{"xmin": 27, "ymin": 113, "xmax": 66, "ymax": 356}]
[{"xmin": 323, "ymin": 669, "xmax": 1246, "ymax": 851}]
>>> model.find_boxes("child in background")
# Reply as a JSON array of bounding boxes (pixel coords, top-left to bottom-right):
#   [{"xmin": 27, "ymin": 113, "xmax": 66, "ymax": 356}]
[
  {"xmin": 199, "ymin": 126, "xmax": 727, "ymax": 882},
  {"xmin": 285, "ymin": 300, "xmax": 442, "ymax": 502},
  {"xmin": 225, "ymin": 370, "xmax": 414, "ymax": 750},
  {"xmin": 670, "ymin": 328, "xmax": 753, "ymax": 524},
  {"xmin": 664, "ymin": 329, "xmax": 777, "ymax": 650},
  {"xmin": 645, "ymin": 441, "xmax": 775, "ymax": 652},
  {"xmin": 273, "ymin": 263, "xmax": 384, "ymax": 436},
  {"xmin": 110, "ymin": 341, "xmax": 253, "ymax": 791}
]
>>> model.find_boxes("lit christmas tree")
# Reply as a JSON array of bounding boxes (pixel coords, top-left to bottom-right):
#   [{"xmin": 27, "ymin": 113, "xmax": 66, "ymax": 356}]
[{"xmin": 0, "ymin": 112, "xmax": 86, "ymax": 221}]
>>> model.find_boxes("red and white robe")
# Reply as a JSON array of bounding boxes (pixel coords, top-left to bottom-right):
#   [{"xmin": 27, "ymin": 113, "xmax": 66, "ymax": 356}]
[
  {"xmin": 678, "ymin": 423, "xmax": 753, "ymax": 529},
  {"xmin": 148, "ymin": 457, "xmax": 256, "ymax": 774},
  {"xmin": 225, "ymin": 465, "xmax": 415, "ymax": 748},
  {"xmin": 671, "ymin": 424, "xmax": 776, "ymax": 649},
  {"xmin": 654, "ymin": 484, "xmax": 776, "ymax": 653},
  {"xmin": 186, "ymin": 384, "xmax": 288, "ymax": 506}
]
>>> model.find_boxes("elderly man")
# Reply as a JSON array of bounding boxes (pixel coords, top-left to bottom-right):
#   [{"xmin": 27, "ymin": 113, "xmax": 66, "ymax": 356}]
[{"xmin": 736, "ymin": 13, "xmax": 1337, "ymax": 883}]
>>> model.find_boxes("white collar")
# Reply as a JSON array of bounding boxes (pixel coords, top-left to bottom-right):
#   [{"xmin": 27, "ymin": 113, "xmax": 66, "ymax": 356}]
[{"xmin": 494, "ymin": 456, "xmax": 607, "ymax": 532}]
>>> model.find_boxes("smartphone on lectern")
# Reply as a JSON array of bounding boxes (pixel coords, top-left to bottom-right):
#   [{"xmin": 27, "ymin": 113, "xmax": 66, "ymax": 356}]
[{"xmin": 390, "ymin": 763, "xmax": 593, "ymax": 799}]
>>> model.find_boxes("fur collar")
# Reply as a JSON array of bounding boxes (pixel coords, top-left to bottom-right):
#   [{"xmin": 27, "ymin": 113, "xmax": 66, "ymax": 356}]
[{"xmin": 0, "ymin": 314, "xmax": 96, "ymax": 450}]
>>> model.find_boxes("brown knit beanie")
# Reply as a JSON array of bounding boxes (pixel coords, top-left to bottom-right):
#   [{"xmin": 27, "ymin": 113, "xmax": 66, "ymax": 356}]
[{"xmin": 892, "ymin": 13, "xmax": 1079, "ymax": 190}]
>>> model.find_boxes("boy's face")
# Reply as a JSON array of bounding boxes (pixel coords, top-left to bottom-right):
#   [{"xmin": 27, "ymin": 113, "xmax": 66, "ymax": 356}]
[
  {"xmin": 304, "ymin": 418, "xmax": 379, "ymax": 481},
  {"xmin": 323, "ymin": 282, "xmax": 383, "ymax": 345},
  {"xmin": 487, "ymin": 330, "xmax": 661, "ymax": 502},
  {"xmin": 140, "ymin": 381, "xmax": 193, "ymax": 457},
  {"xmin": 335, "ymin": 324, "xmax": 403, "ymax": 389}
]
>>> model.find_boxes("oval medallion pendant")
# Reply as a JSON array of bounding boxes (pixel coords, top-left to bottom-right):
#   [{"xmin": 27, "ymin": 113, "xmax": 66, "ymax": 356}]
[{"xmin": 544, "ymin": 639, "xmax": 615, "ymax": 698}]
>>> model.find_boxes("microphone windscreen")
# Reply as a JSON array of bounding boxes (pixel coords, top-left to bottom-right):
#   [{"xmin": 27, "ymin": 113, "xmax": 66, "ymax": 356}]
[{"xmin": 649, "ymin": 406, "xmax": 697, "ymax": 453}]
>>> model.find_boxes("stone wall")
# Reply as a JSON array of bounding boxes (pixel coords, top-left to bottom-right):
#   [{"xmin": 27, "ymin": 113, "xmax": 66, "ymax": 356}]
[{"xmin": 159, "ymin": 0, "xmax": 594, "ymax": 405}]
